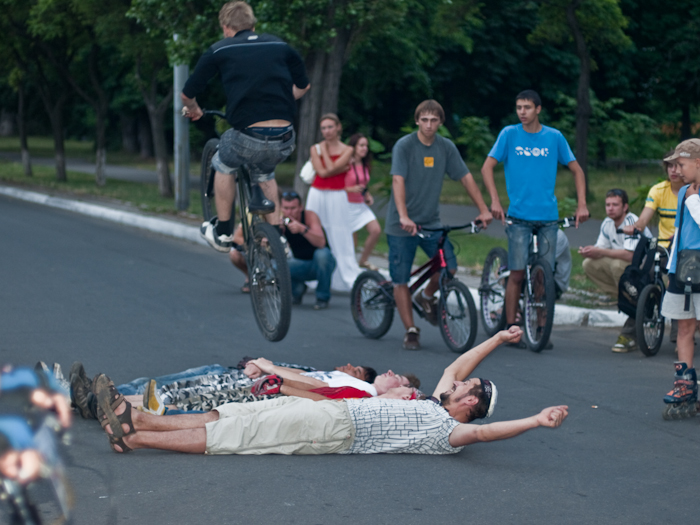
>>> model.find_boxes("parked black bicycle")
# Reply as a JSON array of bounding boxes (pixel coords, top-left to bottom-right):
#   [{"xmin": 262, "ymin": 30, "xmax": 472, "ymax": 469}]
[
  {"xmin": 199, "ymin": 110, "xmax": 292, "ymax": 341},
  {"xmin": 351, "ymin": 222, "xmax": 481, "ymax": 353}
]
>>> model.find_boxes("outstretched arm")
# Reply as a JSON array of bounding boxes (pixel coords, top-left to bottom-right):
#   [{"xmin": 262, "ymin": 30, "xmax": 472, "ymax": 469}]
[
  {"xmin": 448, "ymin": 405, "xmax": 569, "ymax": 447},
  {"xmin": 249, "ymin": 358, "xmax": 326, "ymax": 387},
  {"xmin": 568, "ymin": 160, "xmax": 589, "ymax": 227},
  {"xmin": 481, "ymin": 156, "xmax": 504, "ymax": 224},
  {"xmin": 431, "ymin": 327, "xmax": 522, "ymax": 399}
]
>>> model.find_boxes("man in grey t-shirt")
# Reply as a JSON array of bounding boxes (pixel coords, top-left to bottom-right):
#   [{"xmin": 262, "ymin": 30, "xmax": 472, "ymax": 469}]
[{"xmin": 386, "ymin": 100, "xmax": 492, "ymax": 350}]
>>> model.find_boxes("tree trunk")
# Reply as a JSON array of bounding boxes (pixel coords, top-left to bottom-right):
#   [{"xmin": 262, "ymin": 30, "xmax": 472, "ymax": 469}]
[
  {"xmin": 17, "ymin": 83, "xmax": 32, "ymax": 177},
  {"xmin": 146, "ymin": 95, "xmax": 174, "ymax": 198},
  {"xmin": 681, "ymin": 103, "xmax": 692, "ymax": 140},
  {"xmin": 293, "ymin": 27, "xmax": 352, "ymax": 198},
  {"xmin": 294, "ymin": 51, "xmax": 327, "ymax": 197},
  {"xmin": 47, "ymin": 100, "xmax": 67, "ymax": 182},
  {"xmin": 121, "ymin": 115, "xmax": 138, "ymax": 154},
  {"xmin": 94, "ymin": 107, "xmax": 107, "ymax": 186},
  {"xmin": 566, "ymin": 0, "xmax": 591, "ymax": 196},
  {"xmin": 138, "ymin": 111, "xmax": 153, "ymax": 158}
]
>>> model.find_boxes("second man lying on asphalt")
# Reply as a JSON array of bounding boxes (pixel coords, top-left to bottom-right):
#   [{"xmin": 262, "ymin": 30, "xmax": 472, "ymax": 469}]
[{"xmin": 84, "ymin": 327, "xmax": 569, "ymax": 456}]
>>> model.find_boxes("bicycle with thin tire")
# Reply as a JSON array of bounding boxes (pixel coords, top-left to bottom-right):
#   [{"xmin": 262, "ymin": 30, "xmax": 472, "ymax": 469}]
[
  {"xmin": 479, "ymin": 216, "xmax": 576, "ymax": 352},
  {"xmin": 199, "ymin": 110, "xmax": 292, "ymax": 342},
  {"xmin": 616, "ymin": 229, "xmax": 671, "ymax": 357},
  {"xmin": 351, "ymin": 222, "xmax": 481, "ymax": 353}
]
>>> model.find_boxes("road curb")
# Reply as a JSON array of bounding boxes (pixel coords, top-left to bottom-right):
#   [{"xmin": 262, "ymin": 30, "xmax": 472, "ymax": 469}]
[{"xmin": 2, "ymin": 183, "xmax": 626, "ymax": 327}]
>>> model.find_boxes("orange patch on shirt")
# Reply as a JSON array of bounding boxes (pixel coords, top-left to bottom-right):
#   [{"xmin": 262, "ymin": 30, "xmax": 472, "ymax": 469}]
[{"xmin": 424, "ymin": 157, "xmax": 434, "ymax": 168}]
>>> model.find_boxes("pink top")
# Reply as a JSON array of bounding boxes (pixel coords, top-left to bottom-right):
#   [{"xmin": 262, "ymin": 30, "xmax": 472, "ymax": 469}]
[{"xmin": 345, "ymin": 163, "xmax": 370, "ymax": 203}]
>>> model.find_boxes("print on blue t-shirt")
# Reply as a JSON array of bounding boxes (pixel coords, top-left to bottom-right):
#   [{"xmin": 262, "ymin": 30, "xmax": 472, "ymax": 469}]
[{"xmin": 488, "ymin": 124, "xmax": 575, "ymax": 221}]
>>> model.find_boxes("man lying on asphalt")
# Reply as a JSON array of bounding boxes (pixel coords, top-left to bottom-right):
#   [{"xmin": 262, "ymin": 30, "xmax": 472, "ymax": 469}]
[{"xmin": 93, "ymin": 327, "xmax": 568, "ymax": 454}]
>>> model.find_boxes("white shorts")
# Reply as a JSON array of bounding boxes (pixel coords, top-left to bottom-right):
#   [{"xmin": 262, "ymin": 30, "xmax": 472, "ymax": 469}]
[
  {"xmin": 205, "ymin": 397, "xmax": 355, "ymax": 455},
  {"xmin": 661, "ymin": 292, "xmax": 700, "ymax": 320}
]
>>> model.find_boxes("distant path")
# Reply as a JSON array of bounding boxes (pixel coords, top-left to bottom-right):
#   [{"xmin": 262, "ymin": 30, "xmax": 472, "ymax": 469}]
[{"xmin": 1, "ymin": 151, "xmax": 605, "ymax": 245}]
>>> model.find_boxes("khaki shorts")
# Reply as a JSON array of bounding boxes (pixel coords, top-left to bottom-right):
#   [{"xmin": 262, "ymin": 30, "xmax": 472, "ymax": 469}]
[
  {"xmin": 661, "ymin": 292, "xmax": 700, "ymax": 320},
  {"xmin": 205, "ymin": 397, "xmax": 355, "ymax": 455}
]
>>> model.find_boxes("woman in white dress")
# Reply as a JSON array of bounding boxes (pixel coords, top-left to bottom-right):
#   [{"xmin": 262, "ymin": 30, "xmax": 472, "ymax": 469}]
[
  {"xmin": 306, "ymin": 114, "xmax": 361, "ymax": 291},
  {"xmin": 345, "ymin": 133, "xmax": 381, "ymax": 271}
]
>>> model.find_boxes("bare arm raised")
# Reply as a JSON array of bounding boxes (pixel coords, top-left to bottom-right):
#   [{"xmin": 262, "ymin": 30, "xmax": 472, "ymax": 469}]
[
  {"xmin": 448, "ymin": 405, "xmax": 569, "ymax": 447},
  {"xmin": 431, "ymin": 326, "xmax": 523, "ymax": 400}
]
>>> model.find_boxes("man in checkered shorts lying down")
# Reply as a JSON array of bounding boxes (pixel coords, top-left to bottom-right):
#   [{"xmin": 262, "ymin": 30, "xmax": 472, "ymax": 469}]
[{"xmin": 94, "ymin": 326, "xmax": 568, "ymax": 455}]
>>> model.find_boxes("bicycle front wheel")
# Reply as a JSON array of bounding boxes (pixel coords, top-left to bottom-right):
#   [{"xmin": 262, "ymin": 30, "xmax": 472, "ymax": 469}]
[
  {"xmin": 523, "ymin": 258, "xmax": 555, "ymax": 353},
  {"xmin": 479, "ymin": 247, "xmax": 508, "ymax": 336},
  {"xmin": 636, "ymin": 283, "xmax": 664, "ymax": 357},
  {"xmin": 439, "ymin": 279, "xmax": 478, "ymax": 353},
  {"xmin": 247, "ymin": 222, "xmax": 292, "ymax": 341},
  {"xmin": 351, "ymin": 270, "xmax": 395, "ymax": 339}
]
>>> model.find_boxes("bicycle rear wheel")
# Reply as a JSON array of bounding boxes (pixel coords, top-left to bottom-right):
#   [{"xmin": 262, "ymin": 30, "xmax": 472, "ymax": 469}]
[
  {"xmin": 636, "ymin": 283, "xmax": 664, "ymax": 357},
  {"xmin": 351, "ymin": 270, "xmax": 395, "ymax": 339},
  {"xmin": 247, "ymin": 221, "xmax": 292, "ymax": 341},
  {"xmin": 479, "ymin": 247, "xmax": 509, "ymax": 336},
  {"xmin": 200, "ymin": 138, "xmax": 235, "ymax": 223},
  {"xmin": 439, "ymin": 279, "xmax": 478, "ymax": 353},
  {"xmin": 523, "ymin": 258, "xmax": 555, "ymax": 353}
]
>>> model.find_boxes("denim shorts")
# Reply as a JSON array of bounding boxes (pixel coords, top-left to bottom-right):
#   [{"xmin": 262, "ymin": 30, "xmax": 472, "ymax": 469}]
[
  {"xmin": 506, "ymin": 219, "xmax": 558, "ymax": 271},
  {"xmin": 387, "ymin": 232, "xmax": 457, "ymax": 285},
  {"xmin": 212, "ymin": 127, "xmax": 296, "ymax": 183}
]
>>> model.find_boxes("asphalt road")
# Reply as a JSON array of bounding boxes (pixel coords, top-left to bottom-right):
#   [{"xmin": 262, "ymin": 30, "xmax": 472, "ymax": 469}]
[{"xmin": 1, "ymin": 194, "xmax": 698, "ymax": 525}]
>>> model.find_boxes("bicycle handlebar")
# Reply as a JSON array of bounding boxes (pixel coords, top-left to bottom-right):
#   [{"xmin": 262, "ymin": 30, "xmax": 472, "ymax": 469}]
[
  {"xmin": 506, "ymin": 216, "xmax": 581, "ymax": 228},
  {"xmin": 202, "ymin": 109, "xmax": 226, "ymax": 118},
  {"xmin": 419, "ymin": 221, "xmax": 482, "ymax": 236}
]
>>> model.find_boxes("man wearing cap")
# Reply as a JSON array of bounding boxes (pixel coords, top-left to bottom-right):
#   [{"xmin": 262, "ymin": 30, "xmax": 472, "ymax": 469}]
[
  {"xmin": 660, "ymin": 139, "xmax": 700, "ymax": 410},
  {"xmin": 579, "ymin": 188, "xmax": 651, "ymax": 352},
  {"xmin": 94, "ymin": 327, "xmax": 569, "ymax": 455}
]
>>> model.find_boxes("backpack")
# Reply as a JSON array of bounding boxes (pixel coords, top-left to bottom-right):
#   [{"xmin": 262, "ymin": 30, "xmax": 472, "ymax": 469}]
[{"xmin": 617, "ymin": 236, "xmax": 656, "ymax": 318}]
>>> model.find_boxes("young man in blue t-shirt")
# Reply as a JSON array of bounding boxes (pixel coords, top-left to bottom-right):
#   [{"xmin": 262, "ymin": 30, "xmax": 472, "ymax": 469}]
[{"xmin": 481, "ymin": 90, "xmax": 589, "ymax": 346}]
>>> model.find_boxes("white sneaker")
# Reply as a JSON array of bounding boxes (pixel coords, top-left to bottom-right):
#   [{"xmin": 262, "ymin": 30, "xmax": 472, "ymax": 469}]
[{"xmin": 200, "ymin": 219, "xmax": 234, "ymax": 253}]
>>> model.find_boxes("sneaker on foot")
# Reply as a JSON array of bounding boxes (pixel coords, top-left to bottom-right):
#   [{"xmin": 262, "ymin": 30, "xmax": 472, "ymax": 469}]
[
  {"xmin": 142, "ymin": 379, "xmax": 165, "ymax": 415},
  {"xmin": 612, "ymin": 335, "xmax": 637, "ymax": 353},
  {"xmin": 403, "ymin": 327, "xmax": 421, "ymax": 350},
  {"xmin": 314, "ymin": 300, "xmax": 329, "ymax": 310},
  {"xmin": 200, "ymin": 218, "xmax": 234, "ymax": 253},
  {"xmin": 414, "ymin": 292, "xmax": 438, "ymax": 326}
]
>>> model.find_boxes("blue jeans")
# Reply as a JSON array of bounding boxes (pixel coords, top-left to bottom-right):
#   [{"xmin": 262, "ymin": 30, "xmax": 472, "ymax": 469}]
[
  {"xmin": 505, "ymin": 220, "xmax": 558, "ymax": 271},
  {"xmin": 387, "ymin": 232, "xmax": 456, "ymax": 285},
  {"xmin": 213, "ymin": 128, "xmax": 296, "ymax": 183},
  {"xmin": 117, "ymin": 364, "xmax": 228, "ymax": 395},
  {"xmin": 289, "ymin": 248, "xmax": 336, "ymax": 302}
]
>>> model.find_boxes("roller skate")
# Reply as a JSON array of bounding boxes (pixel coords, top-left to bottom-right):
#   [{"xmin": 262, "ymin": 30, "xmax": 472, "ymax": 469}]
[{"xmin": 662, "ymin": 362, "xmax": 699, "ymax": 420}]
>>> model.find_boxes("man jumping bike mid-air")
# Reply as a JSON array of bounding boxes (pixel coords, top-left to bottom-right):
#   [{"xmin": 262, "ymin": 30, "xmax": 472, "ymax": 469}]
[{"xmin": 181, "ymin": 1, "xmax": 310, "ymax": 252}]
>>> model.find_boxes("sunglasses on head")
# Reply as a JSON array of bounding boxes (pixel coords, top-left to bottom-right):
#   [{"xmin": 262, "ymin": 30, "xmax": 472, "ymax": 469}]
[{"xmin": 282, "ymin": 191, "xmax": 300, "ymax": 200}]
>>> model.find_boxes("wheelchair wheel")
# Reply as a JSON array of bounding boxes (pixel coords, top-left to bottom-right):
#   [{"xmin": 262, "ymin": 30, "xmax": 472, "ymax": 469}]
[{"xmin": 636, "ymin": 283, "xmax": 664, "ymax": 357}]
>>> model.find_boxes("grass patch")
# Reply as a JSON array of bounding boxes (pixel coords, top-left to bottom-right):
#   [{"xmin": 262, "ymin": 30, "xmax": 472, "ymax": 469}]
[{"xmin": 0, "ymin": 160, "xmax": 202, "ymax": 217}]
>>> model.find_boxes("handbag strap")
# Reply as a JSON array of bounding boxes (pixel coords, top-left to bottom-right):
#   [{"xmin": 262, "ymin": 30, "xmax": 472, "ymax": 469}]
[
  {"xmin": 678, "ymin": 190, "xmax": 689, "ymax": 252},
  {"xmin": 351, "ymin": 164, "xmax": 361, "ymax": 186}
]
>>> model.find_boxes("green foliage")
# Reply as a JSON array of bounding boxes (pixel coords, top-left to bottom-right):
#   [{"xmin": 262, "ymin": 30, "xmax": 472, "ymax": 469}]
[
  {"xmin": 549, "ymin": 91, "xmax": 666, "ymax": 162},
  {"xmin": 454, "ymin": 116, "xmax": 495, "ymax": 163},
  {"xmin": 530, "ymin": 0, "xmax": 632, "ymax": 56}
]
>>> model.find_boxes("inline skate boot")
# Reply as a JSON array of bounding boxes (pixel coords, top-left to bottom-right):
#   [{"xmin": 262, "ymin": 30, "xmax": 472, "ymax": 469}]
[{"xmin": 662, "ymin": 362, "xmax": 699, "ymax": 420}]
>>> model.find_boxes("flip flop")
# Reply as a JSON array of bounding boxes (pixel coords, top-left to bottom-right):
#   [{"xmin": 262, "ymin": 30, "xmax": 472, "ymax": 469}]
[{"xmin": 94, "ymin": 374, "xmax": 135, "ymax": 453}]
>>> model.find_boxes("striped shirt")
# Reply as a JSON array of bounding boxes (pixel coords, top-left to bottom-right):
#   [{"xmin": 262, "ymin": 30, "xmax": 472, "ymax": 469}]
[
  {"xmin": 595, "ymin": 213, "xmax": 650, "ymax": 252},
  {"xmin": 340, "ymin": 398, "xmax": 464, "ymax": 455}
]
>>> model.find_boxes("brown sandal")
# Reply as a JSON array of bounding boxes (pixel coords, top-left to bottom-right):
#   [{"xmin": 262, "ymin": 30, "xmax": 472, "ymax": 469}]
[{"xmin": 94, "ymin": 374, "xmax": 135, "ymax": 453}]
